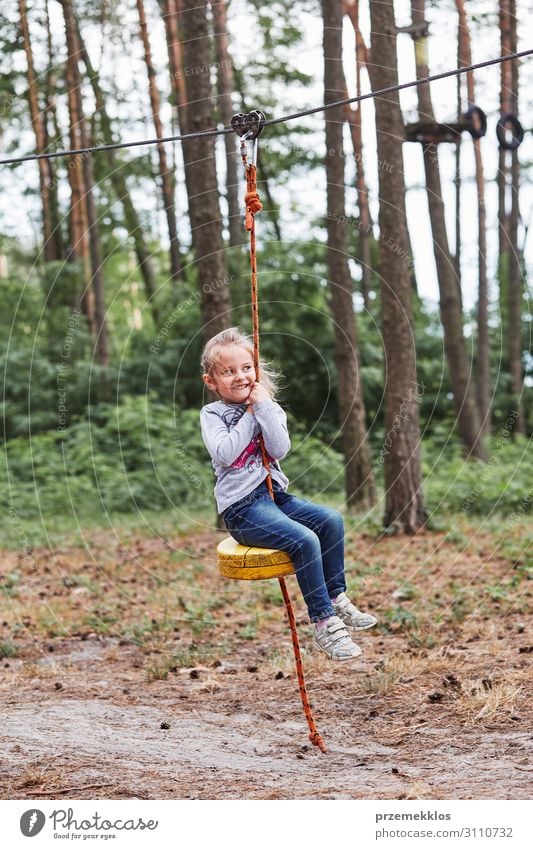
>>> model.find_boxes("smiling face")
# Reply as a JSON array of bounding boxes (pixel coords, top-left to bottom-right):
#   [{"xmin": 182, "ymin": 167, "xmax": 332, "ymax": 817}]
[{"xmin": 202, "ymin": 343, "xmax": 256, "ymax": 403}]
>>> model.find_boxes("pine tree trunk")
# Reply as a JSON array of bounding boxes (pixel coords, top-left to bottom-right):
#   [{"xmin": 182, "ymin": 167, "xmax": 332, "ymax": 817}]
[
  {"xmin": 343, "ymin": 0, "xmax": 372, "ymax": 309},
  {"xmin": 62, "ymin": 3, "xmax": 93, "ymax": 326},
  {"xmin": 18, "ymin": 0, "xmax": 56, "ymax": 262},
  {"xmin": 83, "ymin": 154, "xmax": 109, "ymax": 368},
  {"xmin": 508, "ymin": 145, "xmax": 523, "ymax": 434},
  {"xmin": 61, "ymin": 0, "xmax": 109, "ymax": 366},
  {"xmin": 497, "ymin": 0, "xmax": 523, "ymax": 434},
  {"xmin": 498, "ymin": 0, "xmax": 512, "ymax": 338},
  {"xmin": 175, "ymin": 0, "xmax": 231, "ymax": 338},
  {"xmin": 410, "ymin": 0, "xmax": 486, "ymax": 460},
  {"xmin": 455, "ymin": 0, "xmax": 490, "ymax": 436},
  {"xmin": 507, "ymin": 0, "xmax": 524, "ymax": 434},
  {"xmin": 136, "ymin": 0, "xmax": 182, "ymax": 282},
  {"xmin": 43, "ymin": 0, "xmax": 65, "ymax": 260},
  {"xmin": 474, "ymin": 143, "xmax": 490, "ymax": 436},
  {"xmin": 322, "ymin": 0, "xmax": 376, "ymax": 509},
  {"xmin": 368, "ymin": 0, "xmax": 426, "ymax": 533},
  {"xmin": 75, "ymin": 22, "xmax": 160, "ymax": 327},
  {"xmin": 454, "ymin": 34, "xmax": 462, "ymax": 287},
  {"xmin": 212, "ymin": 0, "xmax": 242, "ymax": 249},
  {"xmin": 160, "ymin": 0, "xmax": 188, "ymax": 115},
  {"xmin": 343, "ymin": 95, "xmax": 373, "ymax": 311}
]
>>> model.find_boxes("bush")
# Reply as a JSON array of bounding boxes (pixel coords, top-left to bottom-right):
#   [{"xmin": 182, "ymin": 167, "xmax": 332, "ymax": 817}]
[
  {"xmin": 424, "ymin": 435, "xmax": 532, "ymax": 517},
  {"xmin": 283, "ymin": 413, "xmax": 344, "ymax": 495},
  {"xmin": 1, "ymin": 396, "xmax": 213, "ymax": 519},
  {"xmin": 0, "ymin": 399, "xmax": 529, "ymax": 537}
]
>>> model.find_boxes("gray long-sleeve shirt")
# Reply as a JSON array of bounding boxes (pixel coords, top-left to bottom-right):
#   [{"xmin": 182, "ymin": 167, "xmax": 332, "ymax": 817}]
[{"xmin": 200, "ymin": 398, "xmax": 290, "ymax": 514}]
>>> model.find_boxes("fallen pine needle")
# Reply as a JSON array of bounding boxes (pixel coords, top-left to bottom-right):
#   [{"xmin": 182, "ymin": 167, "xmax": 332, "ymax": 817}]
[{"xmin": 25, "ymin": 782, "xmax": 115, "ymax": 795}]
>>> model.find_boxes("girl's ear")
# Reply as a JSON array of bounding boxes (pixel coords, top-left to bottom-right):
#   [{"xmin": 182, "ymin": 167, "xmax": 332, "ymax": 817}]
[{"xmin": 203, "ymin": 373, "xmax": 216, "ymax": 392}]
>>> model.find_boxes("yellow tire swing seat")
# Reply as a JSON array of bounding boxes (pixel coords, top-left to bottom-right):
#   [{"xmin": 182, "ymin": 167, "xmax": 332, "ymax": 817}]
[
  {"xmin": 215, "ymin": 111, "xmax": 326, "ymax": 753},
  {"xmin": 217, "ymin": 536, "xmax": 295, "ymax": 581}
]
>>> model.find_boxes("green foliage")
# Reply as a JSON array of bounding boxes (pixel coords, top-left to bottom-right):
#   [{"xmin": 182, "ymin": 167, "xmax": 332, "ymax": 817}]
[
  {"xmin": 1, "ymin": 389, "xmax": 530, "ymax": 550},
  {"xmin": 0, "ymin": 345, "xmax": 111, "ymax": 438},
  {"xmin": 0, "ymin": 393, "xmax": 346, "ymax": 524},
  {"xmin": 0, "ymin": 640, "xmax": 17, "ymax": 658},
  {"xmin": 383, "ymin": 606, "xmax": 418, "ymax": 630},
  {"xmin": 40, "ymin": 262, "xmax": 82, "ymax": 309},
  {"xmin": 1, "ymin": 395, "xmax": 212, "ymax": 520},
  {"xmin": 424, "ymin": 435, "xmax": 532, "ymax": 517},
  {"xmin": 2, "ymin": 231, "xmax": 530, "ymax": 444},
  {"xmin": 283, "ymin": 412, "xmax": 345, "ymax": 493},
  {"xmin": 0, "ymin": 572, "xmax": 20, "ymax": 598}
]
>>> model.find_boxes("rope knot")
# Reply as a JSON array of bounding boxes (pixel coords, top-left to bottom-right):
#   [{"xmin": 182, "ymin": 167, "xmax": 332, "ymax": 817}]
[{"xmin": 244, "ymin": 189, "xmax": 262, "ymax": 231}]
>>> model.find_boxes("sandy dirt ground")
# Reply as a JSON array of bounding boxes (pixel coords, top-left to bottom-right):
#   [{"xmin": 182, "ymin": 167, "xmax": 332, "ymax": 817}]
[{"xmin": 0, "ymin": 524, "xmax": 531, "ymax": 799}]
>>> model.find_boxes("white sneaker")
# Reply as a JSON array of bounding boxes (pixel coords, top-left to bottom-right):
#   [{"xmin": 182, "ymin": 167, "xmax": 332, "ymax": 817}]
[
  {"xmin": 314, "ymin": 615, "xmax": 362, "ymax": 661},
  {"xmin": 332, "ymin": 592, "xmax": 377, "ymax": 631}
]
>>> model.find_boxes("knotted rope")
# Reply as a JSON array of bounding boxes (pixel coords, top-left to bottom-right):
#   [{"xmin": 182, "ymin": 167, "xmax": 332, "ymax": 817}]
[{"xmin": 239, "ymin": 142, "xmax": 327, "ymax": 754}]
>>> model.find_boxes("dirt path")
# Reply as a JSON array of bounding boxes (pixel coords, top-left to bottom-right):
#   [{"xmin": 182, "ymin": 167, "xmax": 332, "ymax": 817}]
[
  {"xmin": 0, "ymin": 524, "xmax": 531, "ymax": 799},
  {"xmin": 2, "ymin": 694, "xmax": 531, "ymax": 800}
]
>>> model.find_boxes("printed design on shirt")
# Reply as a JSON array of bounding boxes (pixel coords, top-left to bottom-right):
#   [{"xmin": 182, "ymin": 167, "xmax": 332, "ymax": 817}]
[
  {"xmin": 219, "ymin": 405, "xmax": 274, "ymax": 473},
  {"xmin": 231, "ymin": 433, "xmax": 274, "ymax": 472},
  {"xmin": 221, "ymin": 405, "xmax": 246, "ymax": 429}
]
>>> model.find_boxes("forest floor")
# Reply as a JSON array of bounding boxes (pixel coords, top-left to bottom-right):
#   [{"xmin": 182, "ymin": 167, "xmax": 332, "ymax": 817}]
[{"xmin": 0, "ymin": 516, "xmax": 531, "ymax": 800}]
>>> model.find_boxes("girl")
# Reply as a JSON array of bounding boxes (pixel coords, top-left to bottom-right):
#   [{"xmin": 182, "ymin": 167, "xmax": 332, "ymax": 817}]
[{"xmin": 200, "ymin": 327, "xmax": 377, "ymax": 661}]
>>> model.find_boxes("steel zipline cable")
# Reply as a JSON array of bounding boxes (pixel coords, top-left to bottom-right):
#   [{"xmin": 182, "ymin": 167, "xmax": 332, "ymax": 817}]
[{"xmin": 0, "ymin": 48, "xmax": 531, "ymax": 167}]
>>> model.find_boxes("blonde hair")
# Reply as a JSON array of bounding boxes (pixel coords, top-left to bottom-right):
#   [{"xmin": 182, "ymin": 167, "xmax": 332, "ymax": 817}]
[{"xmin": 201, "ymin": 326, "xmax": 280, "ymax": 399}]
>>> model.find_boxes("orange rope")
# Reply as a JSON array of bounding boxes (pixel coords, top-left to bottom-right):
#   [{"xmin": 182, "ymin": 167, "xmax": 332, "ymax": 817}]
[
  {"xmin": 278, "ymin": 577, "xmax": 327, "ymax": 753},
  {"xmin": 240, "ymin": 146, "xmax": 326, "ymax": 754}
]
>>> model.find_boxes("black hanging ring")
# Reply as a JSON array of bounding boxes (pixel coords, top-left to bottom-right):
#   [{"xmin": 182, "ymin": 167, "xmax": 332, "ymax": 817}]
[
  {"xmin": 464, "ymin": 106, "xmax": 487, "ymax": 139},
  {"xmin": 496, "ymin": 113, "xmax": 524, "ymax": 150},
  {"xmin": 231, "ymin": 110, "xmax": 266, "ymax": 140}
]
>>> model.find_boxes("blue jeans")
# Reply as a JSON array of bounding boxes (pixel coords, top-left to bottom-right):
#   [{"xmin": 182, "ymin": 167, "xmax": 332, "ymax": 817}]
[{"xmin": 222, "ymin": 480, "xmax": 346, "ymax": 622}]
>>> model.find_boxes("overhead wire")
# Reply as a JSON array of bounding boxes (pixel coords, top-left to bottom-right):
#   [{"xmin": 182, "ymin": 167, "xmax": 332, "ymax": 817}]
[{"xmin": 0, "ymin": 48, "xmax": 531, "ymax": 167}]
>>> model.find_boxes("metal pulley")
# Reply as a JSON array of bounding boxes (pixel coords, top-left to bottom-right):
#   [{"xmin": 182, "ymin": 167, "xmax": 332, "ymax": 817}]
[
  {"xmin": 230, "ymin": 110, "xmax": 266, "ymax": 140},
  {"xmin": 231, "ymin": 110, "xmax": 266, "ymax": 165}
]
